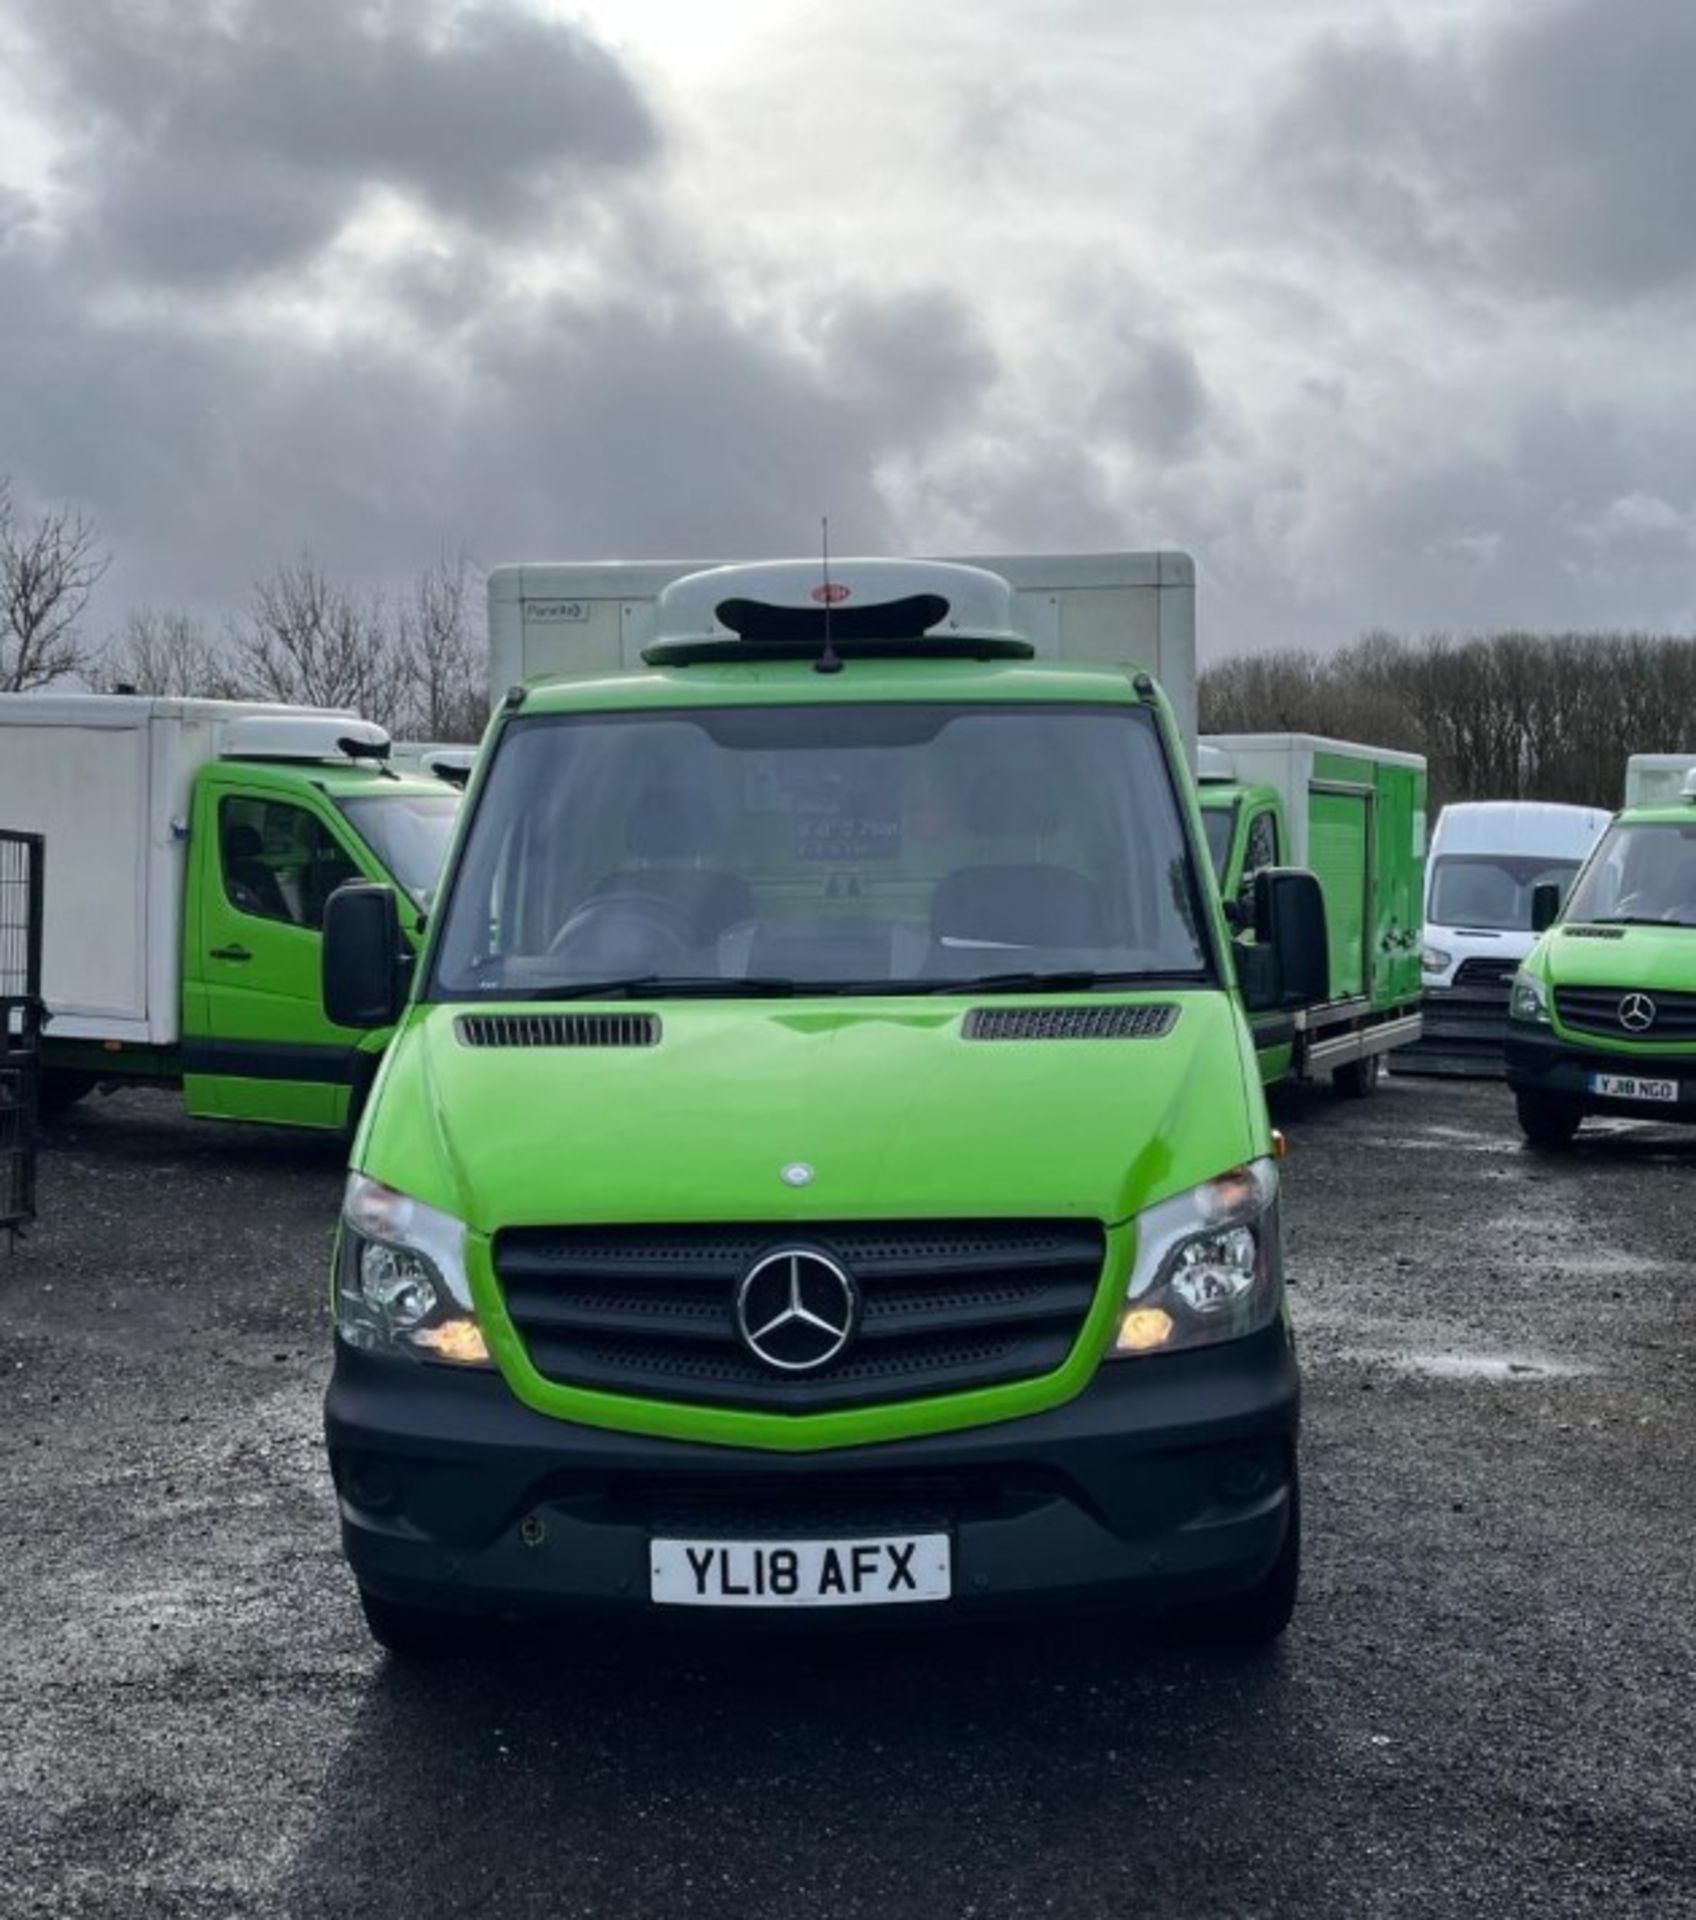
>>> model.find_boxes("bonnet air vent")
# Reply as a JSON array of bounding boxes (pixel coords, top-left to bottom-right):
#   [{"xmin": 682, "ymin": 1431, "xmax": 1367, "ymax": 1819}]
[
  {"xmin": 963, "ymin": 1005, "xmax": 1180, "ymax": 1042},
  {"xmin": 455, "ymin": 1013, "xmax": 661, "ymax": 1049},
  {"xmin": 1560, "ymin": 926, "xmax": 1627, "ymax": 941}
]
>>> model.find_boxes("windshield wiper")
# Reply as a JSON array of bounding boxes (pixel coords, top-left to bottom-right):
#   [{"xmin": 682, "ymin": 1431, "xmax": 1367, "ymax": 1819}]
[
  {"xmin": 904, "ymin": 969, "xmax": 1176, "ymax": 995},
  {"xmin": 509, "ymin": 975, "xmax": 803, "ymax": 1001},
  {"xmin": 1592, "ymin": 916, "xmax": 1696, "ymax": 928}
]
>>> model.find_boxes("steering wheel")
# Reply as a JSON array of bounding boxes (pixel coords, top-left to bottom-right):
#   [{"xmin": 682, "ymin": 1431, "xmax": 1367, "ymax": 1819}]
[{"xmin": 547, "ymin": 891, "xmax": 697, "ymax": 959}]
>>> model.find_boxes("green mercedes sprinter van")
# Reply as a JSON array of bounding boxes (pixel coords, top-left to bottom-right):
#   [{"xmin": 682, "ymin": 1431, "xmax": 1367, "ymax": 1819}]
[
  {"xmin": 1507, "ymin": 772, "xmax": 1696, "ymax": 1144},
  {"xmin": 320, "ymin": 558, "xmax": 1325, "ymax": 1653}
]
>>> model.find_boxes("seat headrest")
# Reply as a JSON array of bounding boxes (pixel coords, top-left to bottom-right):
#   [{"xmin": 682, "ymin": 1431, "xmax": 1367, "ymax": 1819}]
[
  {"xmin": 627, "ymin": 786, "xmax": 719, "ymax": 860},
  {"xmin": 968, "ymin": 766, "xmax": 1063, "ymax": 838},
  {"xmin": 225, "ymin": 823, "xmax": 264, "ymax": 860}
]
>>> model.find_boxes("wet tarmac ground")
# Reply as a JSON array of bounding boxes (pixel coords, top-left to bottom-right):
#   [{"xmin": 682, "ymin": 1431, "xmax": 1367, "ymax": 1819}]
[{"xmin": 2, "ymin": 1077, "xmax": 1693, "ymax": 1918}]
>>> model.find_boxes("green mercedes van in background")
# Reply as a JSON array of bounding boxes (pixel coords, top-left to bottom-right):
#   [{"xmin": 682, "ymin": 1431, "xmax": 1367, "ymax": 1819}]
[
  {"xmin": 320, "ymin": 557, "xmax": 1327, "ymax": 1654},
  {"xmin": 1507, "ymin": 771, "xmax": 1696, "ymax": 1144}
]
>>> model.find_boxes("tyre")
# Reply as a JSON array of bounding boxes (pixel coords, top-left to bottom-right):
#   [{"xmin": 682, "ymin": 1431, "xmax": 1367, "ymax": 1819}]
[
  {"xmin": 1331, "ymin": 1051, "xmax": 1382, "ymax": 1098},
  {"xmin": 358, "ymin": 1587, "xmax": 465, "ymax": 1659},
  {"xmin": 1185, "ymin": 1483, "xmax": 1301, "ymax": 1650},
  {"xmin": 38, "ymin": 1069, "xmax": 98, "ymax": 1116},
  {"xmin": 1515, "ymin": 1089, "xmax": 1581, "ymax": 1149}
]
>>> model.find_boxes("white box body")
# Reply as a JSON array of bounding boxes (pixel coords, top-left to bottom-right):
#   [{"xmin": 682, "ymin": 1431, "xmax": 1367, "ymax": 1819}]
[
  {"xmin": 487, "ymin": 551, "xmax": 1198, "ymax": 754},
  {"xmin": 1623, "ymin": 753, "xmax": 1696, "ymax": 810},
  {"xmin": 0, "ymin": 695, "xmax": 330, "ymax": 1045}
]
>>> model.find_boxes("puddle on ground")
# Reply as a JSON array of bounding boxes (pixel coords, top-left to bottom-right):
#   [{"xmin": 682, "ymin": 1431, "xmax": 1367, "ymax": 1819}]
[
  {"xmin": 1324, "ymin": 1133, "xmax": 1521, "ymax": 1155},
  {"xmin": 1355, "ymin": 1348, "xmax": 1591, "ymax": 1382}
]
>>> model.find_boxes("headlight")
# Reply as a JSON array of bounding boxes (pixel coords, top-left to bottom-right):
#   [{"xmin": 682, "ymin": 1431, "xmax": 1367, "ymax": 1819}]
[
  {"xmin": 1110, "ymin": 1159, "xmax": 1282, "ymax": 1358},
  {"xmin": 335, "ymin": 1174, "xmax": 491, "ymax": 1366},
  {"xmin": 1509, "ymin": 970, "xmax": 1550, "ymax": 1025},
  {"xmin": 1421, "ymin": 945, "xmax": 1451, "ymax": 974}
]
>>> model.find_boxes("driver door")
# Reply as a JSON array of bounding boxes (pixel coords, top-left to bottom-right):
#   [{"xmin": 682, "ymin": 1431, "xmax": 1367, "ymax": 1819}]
[{"xmin": 184, "ymin": 779, "xmax": 372, "ymax": 1128}]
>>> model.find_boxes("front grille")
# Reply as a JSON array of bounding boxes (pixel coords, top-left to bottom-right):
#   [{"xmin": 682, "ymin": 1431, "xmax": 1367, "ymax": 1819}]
[
  {"xmin": 963, "ymin": 1004, "xmax": 1178, "ymax": 1041},
  {"xmin": 1452, "ymin": 957, "xmax": 1517, "ymax": 990},
  {"xmin": 1554, "ymin": 986, "xmax": 1696, "ymax": 1042},
  {"xmin": 493, "ymin": 1220, "xmax": 1106, "ymax": 1413},
  {"xmin": 456, "ymin": 1013, "xmax": 660, "ymax": 1049}
]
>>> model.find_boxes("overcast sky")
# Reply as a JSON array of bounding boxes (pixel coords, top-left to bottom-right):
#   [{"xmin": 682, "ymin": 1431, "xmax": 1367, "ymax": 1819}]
[{"xmin": 1, "ymin": 0, "xmax": 1692, "ymax": 661}]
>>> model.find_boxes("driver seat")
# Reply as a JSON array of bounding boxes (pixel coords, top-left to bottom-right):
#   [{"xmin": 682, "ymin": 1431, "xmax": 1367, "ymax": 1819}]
[{"xmin": 588, "ymin": 784, "xmax": 755, "ymax": 945}]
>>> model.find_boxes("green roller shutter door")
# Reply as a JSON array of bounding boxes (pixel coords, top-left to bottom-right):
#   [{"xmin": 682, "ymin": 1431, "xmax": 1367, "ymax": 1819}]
[{"xmin": 1308, "ymin": 790, "xmax": 1371, "ymax": 1001}]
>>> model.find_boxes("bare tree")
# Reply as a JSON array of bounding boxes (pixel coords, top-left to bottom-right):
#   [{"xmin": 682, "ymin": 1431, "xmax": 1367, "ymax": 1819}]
[
  {"xmin": 0, "ymin": 476, "xmax": 111, "ymax": 690},
  {"xmin": 1201, "ymin": 627, "xmax": 1696, "ymax": 813},
  {"xmin": 236, "ymin": 552, "xmax": 401, "ymax": 726},
  {"xmin": 102, "ymin": 608, "xmax": 240, "ymax": 698},
  {"xmin": 393, "ymin": 550, "xmax": 485, "ymax": 742}
]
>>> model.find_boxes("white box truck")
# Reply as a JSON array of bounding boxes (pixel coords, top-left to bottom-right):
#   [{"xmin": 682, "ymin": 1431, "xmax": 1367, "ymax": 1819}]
[
  {"xmin": 1624, "ymin": 754, "xmax": 1696, "ymax": 809},
  {"xmin": 0, "ymin": 695, "xmax": 463, "ymax": 1130}
]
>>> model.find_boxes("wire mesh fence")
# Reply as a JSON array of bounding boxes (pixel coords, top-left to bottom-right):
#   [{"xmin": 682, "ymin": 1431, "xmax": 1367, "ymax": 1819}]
[{"xmin": 1, "ymin": 830, "xmax": 44, "ymax": 1241}]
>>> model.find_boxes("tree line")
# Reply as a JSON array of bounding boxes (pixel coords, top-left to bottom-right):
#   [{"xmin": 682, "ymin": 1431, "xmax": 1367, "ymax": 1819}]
[
  {"xmin": 0, "ymin": 477, "xmax": 485, "ymax": 742},
  {"xmin": 1200, "ymin": 629, "xmax": 1696, "ymax": 813}
]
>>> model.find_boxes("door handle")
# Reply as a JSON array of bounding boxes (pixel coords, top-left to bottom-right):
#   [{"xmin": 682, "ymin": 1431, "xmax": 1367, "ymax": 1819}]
[{"xmin": 210, "ymin": 944, "xmax": 252, "ymax": 963}]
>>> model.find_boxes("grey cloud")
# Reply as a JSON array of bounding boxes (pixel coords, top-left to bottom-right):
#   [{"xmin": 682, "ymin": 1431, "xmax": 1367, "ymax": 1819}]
[
  {"xmin": 810, "ymin": 289, "xmax": 1000, "ymax": 440},
  {"xmin": 17, "ymin": 0, "xmax": 659, "ymax": 285},
  {"xmin": 0, "ymin": 208, "xmax": 1008, "ymax": 626},
  {"xmin": 1250, "ymin": 0, "xmax": 1696, "ymax": 302},
  {"xmin": 1191, "ymin": 392, "xmax": 1696, "ymax": 657},
  {"xmin": 1096, "ymin": 337, "xmax": 1211, "ymax": 462}
]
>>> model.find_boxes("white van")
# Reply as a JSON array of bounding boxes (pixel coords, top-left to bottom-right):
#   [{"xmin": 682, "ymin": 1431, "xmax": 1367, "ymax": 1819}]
[{"xmin": 1410, "ymin": 801, "xmax": 1612, "ymax": 1072}]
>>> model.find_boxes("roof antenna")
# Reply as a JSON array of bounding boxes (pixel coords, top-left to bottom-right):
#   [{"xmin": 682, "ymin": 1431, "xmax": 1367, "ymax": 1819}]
[{"xmin": 815, "ymin": 514, "xmax": 844, "ymax": 675}]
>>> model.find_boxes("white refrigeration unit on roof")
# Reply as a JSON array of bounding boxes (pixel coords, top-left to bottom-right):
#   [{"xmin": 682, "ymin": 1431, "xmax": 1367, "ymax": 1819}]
[{"xmin": 487, "ymin": 551, "xmax": 1199, "ymax": 755}]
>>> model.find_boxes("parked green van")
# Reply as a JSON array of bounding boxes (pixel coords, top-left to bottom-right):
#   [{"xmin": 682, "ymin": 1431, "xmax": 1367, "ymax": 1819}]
[
  {"xmin": 321, "ymin": 557, "xmax": 1326, "ymax": 1653},
  {"xmin": 1508, "ymin": 771, "xmax": 1696, "ymax": 1143}
]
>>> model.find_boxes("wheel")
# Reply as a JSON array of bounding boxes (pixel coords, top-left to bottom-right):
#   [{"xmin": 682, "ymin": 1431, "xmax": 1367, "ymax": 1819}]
[
  {"xmin": 358, "ymin": 1587, "xmax": 464, "ymax": 1658},
  {"xmin": 37, "ymin": 1069, "xmax": 98, "ymax": 1116},
  {"xmin": 1331, "ymin": 1051, "xmax": 1382, "ymax": 1098},
  {"xmin": 1185, "ymin": 1482, "xmax": 1301, "ymax": 1650},
  {"xmin": 1515, "ymin": 1089, "xmax": 1581, "ymax": 1149}
]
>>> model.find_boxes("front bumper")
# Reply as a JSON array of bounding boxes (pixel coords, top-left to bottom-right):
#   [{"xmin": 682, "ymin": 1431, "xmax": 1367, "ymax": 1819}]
[
  {"xmin": 1399, "ymin": 981, "xmax": 1512, "ymax": 1077},
  {"xmin": 325, "ymin": 1326, "xmax": 1299, "ymax": 1622},
  {"xmin": 1505, "ymin": 1026, "xmax": 1696, "ymax": 1118}
]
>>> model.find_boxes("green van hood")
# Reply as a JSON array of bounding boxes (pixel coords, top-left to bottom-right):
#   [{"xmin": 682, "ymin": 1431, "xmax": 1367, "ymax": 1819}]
[
  {"xmin": 362, "ymin": 993, "xmax": 1263, "ymax": 1235},
  {"xmin": 353, "ymin": 992, "xmax": 1264, "ymax": 1449},
  {"xmin": 1540, "ymin": 923, "xmax": 1696, "ymax": 995}
]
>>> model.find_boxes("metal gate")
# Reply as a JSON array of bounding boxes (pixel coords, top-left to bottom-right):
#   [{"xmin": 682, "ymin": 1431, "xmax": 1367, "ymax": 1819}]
[{"xmin": 1, "ymin": 830, "xmax": 45, "ymax": 1242}]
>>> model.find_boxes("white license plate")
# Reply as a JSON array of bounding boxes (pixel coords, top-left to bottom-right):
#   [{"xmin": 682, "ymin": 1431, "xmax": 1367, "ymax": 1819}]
[
  {"xmin": 650, "ymin": 1534, "xmax": 951, "ymax": 1609},
  {"xmin": 1588, "ymin": 1072, "xmax": 1679, "ymax": 1103}
]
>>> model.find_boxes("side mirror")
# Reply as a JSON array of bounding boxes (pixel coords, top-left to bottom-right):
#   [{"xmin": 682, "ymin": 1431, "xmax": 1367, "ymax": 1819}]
[
  {"xmin": 323, "ymin": 884, "xmax": 409, "ymax": 1029},
  {"xmin": 1241, "ymin": 868, "xmax": 1330, "ymax": 1012},
  {"xmin": 1530, "ymin": 883, "xmax": 1561, "ymax": 933}
]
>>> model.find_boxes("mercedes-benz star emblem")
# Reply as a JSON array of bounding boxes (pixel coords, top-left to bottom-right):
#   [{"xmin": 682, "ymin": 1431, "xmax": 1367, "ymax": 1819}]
[
  {"xmin": 1619, "ymin": 992, "xmax": 1657, "ymax": 1034},
  {"xmin": 735, "ymin": 1249, "xmax": 857, "ymax": 1373}
]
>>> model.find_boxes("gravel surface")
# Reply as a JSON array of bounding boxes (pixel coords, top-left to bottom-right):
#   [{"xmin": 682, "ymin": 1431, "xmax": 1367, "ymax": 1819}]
[{"xmin": 2, "ymin": 1077, "xmax": 1693, "ymax": 1919}]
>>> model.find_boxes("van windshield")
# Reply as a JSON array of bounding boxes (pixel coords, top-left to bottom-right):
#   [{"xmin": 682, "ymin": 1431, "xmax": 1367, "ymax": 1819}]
[
  {"xmin": 340, "ymin": 792, "xmax": 461, "ymax": 907},
  {"xmin": 1563, "ymin": 821, "xmax": 1696, "ymax": 930},
  {"xmin": 1201, "ymin": 805, "xmax": 1235, "ymax": 884},
  {"xmin": 1428, "ymin": 854, "xmax": 1583, "ymax": 931},
  {"xmin": 430, "ymin": 702, "xmax": 1212, "ymax": 997}
]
